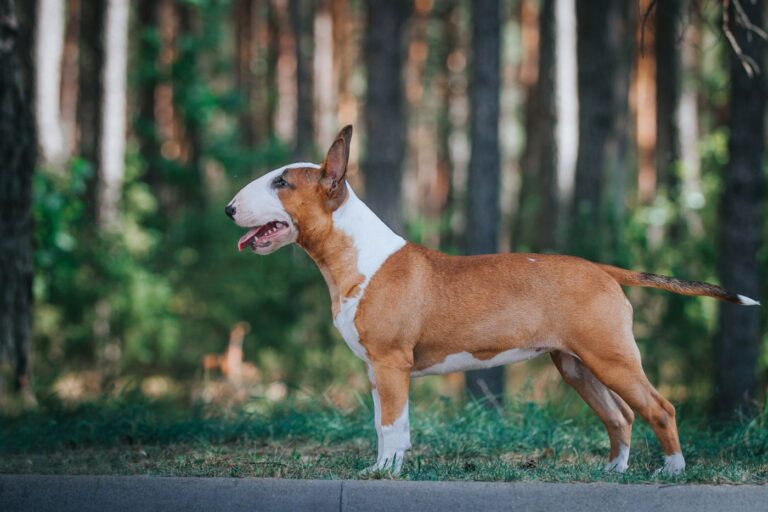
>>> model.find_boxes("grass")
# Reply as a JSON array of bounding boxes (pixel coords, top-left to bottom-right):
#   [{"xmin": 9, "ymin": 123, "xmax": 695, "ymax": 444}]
[{"xmin": 1, "ymin": 392, "xmax": 767, "ymax": 484}]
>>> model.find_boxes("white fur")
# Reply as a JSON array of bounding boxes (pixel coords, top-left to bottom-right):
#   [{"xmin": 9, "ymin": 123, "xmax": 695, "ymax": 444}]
[
  {"xmin": 560, "ymin": 352, "xmax": 581, "ymax": 379},
  {"xmin": 373, "ymin": 401, "xmax": 410, "ymax": 473},
  {"xmin": 332, "ymin": 185, "xmax": 406, "ymax": 281},
  {"xmin": 228, "ymin": 163, "xmax": 318, "ymax": 230},
  {"xmin": 605, "ymin": 442, "xmax": 630, "ymax": 473},
  {"xmin": 334, "ymin": 296, "xmax": 368, "ymax": 360},
  {"xmin": 331, "ymin": 185, "xmax": 406, "ymax": 362},
  {"xmin": 411, "ymin": 348, "xmax": 549, "ymax": 377},
  {"xmin": 365, "ymin": 366, "xmax": 411, "ymax": 474},
  {"xmin": 737, "ymin": 294, "xmax": 760, "ymax": 306},
  {"xmin": 655, "ymin": 452, "xmax": 686, "ymax": 476}
]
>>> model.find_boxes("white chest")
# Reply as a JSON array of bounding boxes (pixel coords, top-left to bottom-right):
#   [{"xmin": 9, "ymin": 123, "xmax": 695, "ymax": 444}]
[
  {"xmin": 329, "ymin": 185, "xmax": 406, "ymax": 363},
  {"xmin": 333, "ymin": 296, "xmax": 367, "ymax": 361}
]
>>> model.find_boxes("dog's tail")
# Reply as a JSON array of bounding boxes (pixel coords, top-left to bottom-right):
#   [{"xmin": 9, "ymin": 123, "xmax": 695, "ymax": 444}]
[{"xmin": 597, "ymin": 264, "xmax": 760, "ymax": 306}]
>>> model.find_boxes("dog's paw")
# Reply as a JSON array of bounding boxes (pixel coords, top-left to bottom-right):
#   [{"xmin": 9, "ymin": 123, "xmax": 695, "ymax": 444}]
[
  {"xmin": 360, "ymin": 450, "xmax": 406, "ymax": 477},
  {"xmin": 652, "ymin": 453, "xmax": 686, "ymax": 476},
  {"xmin": 604, "ymin": 459, "xmax": 628, "ymax": 473},
  {"xmin": 604, "ymin": 444, "xmax": 629, "ymax": 473}
]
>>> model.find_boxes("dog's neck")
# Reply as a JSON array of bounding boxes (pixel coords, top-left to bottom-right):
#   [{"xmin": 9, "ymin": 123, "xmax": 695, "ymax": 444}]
[{"xmin": 298, "ymin": 184, "xmax": 406, "ymax": 316}]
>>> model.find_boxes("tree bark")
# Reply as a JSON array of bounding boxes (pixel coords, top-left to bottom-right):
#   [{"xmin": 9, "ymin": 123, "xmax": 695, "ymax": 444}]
[
  {"xmin": 34, "ymin": 0, "xmax": 67, "ymax": 166},
  {"xmin": 654, "ymin": 0, "xmax": 680, "ymax": 196},
  {"xmin": 60, "ymin": 0, "xmax": 80, "ymax": 158},
  {"xmin": 290, "ymin": 0, "xmax": 314, "ymax": 160},
  {"xmin": 136, "ymin": 0, "xmax": 162, "ymax": 198},
  {"xmin": 570, "ymin": 0, "xmax": 624, "ymax": 260},
  {"xmin": 514, "ymin": 0, "xmax": 557, "ymax": 253},
  {"xmin": 0, "ymin": 0, "xmax": 37, "ymax": 404},
  {"xmin": 77, "ymin": 0, "xmax": 105, "ymax": 214},
  {"xmin": 98, "ymin": 0, "xmax": 129, "ymax": 232},
  {"xmin": 465, "ymin": 0, "xmax": 503, "ymax": 404},
  {"xmin": 714, "ymin": 0, "xmax": 765, "ymax": 416},
  {"xmin": 363, "ymin": 0, "xmax": 409, "ymax": 233},
  {"xmin": 234, "ymin": 0, "xmax": 256, "ymax": 147}
]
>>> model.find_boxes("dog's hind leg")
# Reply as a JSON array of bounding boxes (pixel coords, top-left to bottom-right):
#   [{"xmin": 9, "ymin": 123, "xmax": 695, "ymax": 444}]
[
  {"xmin": 551, "ymin": 351, "xmax": 634, "ymax": 472},
  {"xmin": 574, "ymin": 332, "xmax": 685, "ymax": 475}
]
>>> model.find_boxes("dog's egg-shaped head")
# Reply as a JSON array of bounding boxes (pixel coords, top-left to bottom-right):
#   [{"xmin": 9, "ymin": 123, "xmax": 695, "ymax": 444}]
[{"xmin": 226, "ymin": 126, "xmax": 353, "ymax": 255}]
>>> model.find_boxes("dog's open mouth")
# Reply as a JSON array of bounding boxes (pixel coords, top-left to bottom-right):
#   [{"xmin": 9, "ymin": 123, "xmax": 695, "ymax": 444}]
[{"xmin": 238, "ymin": 221, "xmax": 290, "ymax": 252}]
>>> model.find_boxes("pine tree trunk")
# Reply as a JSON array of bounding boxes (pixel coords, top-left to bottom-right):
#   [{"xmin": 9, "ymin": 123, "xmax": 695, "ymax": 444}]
[
  {"xmin": 464, "ymin": 0, "xmax": 503, "ymax": 404},
  {"xmin": 570, "ymin": 0, "xmax": 623, "ymax": 260},
  {"xmin": 98, "ymin": 0, "xmax": 128, "ymax": 232},
  {"xmin": 290, "ymin": 0, "xmax": 314, "ymax": 160},
  {"xmin": 60, "ymin": 0, "xmax": 80, "ymax": 157},
  {"xmin": 714, "ymin": 0, "xmax": 765, "ymax": 416},
  {"xmin": 235, "ymin": 0, "xmax": 256, "ymax": 147},
  {"xmin": 514, "ymin": 0, "xmax": 557, "ymax": 253},
  {"xmin": 0, "ymin": 0, "xmax": 37, "ymax": 404},
  {"xmin": 363, "ymin": 0, "xmax": 408, "ymax": 233},
  {"xmin": 78, "ymin": 0, "xmax": 105, "ymax": 214},
  {"xmin": 136, "ymin": 0, "xmax": 162, "ymax": 199},
  {"xmin": 34, "ymin": 0, "xmax": 67, "ymax": 166},
  {"xmin": 654, "ymin": 0, "xmax": 680, "ymax": 196}
]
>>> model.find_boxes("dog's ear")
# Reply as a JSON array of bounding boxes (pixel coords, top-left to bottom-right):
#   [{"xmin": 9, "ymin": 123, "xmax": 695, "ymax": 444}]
[{"xmin": 320, "ymin": 125, "xmax": 352, "ymax": 208}]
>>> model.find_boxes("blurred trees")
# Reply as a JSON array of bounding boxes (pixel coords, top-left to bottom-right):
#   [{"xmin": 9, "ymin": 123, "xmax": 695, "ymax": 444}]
[
  {"xmin": 0, "ymin": 0, "xmax": 763, "ymax": 415},
  {"xmin": 363, "ymin": 0, "xmax": 409, "ymax": 233},
  {"xmin": 464, "ymin": 0, "xmax": 503, "ymax": 403},
  {"xmin": 569, "ymin": 0, "xmax": 632, "ymax": 261},
  {"xmin": 0, "ymin": 0, "xmax": 36, "ymax": 405},
  {"xmin": 715, "ymin": 0, "xmax": 765, "ymax": 415}
]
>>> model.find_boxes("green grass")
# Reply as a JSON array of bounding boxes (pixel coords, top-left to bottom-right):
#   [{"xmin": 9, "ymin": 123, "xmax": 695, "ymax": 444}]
[{"xmin": 1, "ymin": 393, "xmax": 766, "ymax": 484}]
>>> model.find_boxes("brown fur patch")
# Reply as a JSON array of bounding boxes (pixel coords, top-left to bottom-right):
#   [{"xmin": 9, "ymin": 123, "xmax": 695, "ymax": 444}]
[{"xmin": 276, "ymin": 166, "xmax": 363, "ymax": 315}]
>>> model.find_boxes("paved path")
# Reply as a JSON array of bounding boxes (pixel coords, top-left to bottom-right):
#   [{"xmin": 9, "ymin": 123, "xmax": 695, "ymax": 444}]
[{"xmin": 2, "ymin": 475, "xmax": 767, "ymax": 512}]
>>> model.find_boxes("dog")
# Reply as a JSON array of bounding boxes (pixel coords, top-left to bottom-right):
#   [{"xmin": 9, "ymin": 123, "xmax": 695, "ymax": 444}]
[{"xmin": 226, "ymin": 126, "xmax": 759, "ymax": 475}]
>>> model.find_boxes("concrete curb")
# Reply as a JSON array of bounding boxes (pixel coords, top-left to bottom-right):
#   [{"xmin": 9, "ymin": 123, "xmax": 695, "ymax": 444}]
[{"xmin": 2, "ymin": 474, "xmax": 767, "ymax": 512}]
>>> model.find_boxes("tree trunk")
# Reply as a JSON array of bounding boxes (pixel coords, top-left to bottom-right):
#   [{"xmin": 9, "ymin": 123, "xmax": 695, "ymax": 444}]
[
  {"xmin": 77, "ymin": 0, "xmax": 105, "ymax": 214},
  {"xmin": 714, "ymin": 0, "xmax": 765, "ymax": 416},
  {"xmin": 314, "ymin": 0, "xmax": 336, "ymax": 149},
  {"xmin": 363, "ymin": 0, "xmax": 408, "ymax": 233},
  {"xmin": 92, "ymin": 0, "xmax": 129, "ymax": 384},
  {"xmin": 98, "ymin": 0, "xmax": 128, "ymax": 231},
  {"xmin": 60, "ymin": 0, "xmax": 80, "ymax": 157},
  {"xmin": 136, "ymin": 0, "xmax": 162, "ymax": 200},
  {"xmin": 234, "ymin": 0, "xmax": 256, "ymax": 147},
  {"xmin": 554, "ymin": 0, "xmax": 577, "ymax": 240},
  {"xmin": 0, "ymin": 0, "xmax": 37, "ymax": 405},
  {"xmin": 235, "ymin": 0, "xmax": 270, "ymax": 149},
  {"xmin": 514, "ymin": 0, "xmax": 557, "ymax": 253},
  {"xmin": 290, "ymin": 0, "xmax": 314, "ymax": 160},
  {"xmin": 34, "ymin": 0, "xmax": 67, "ymax": 166},
  {"xmin": 569, "ymin": 0, "xmax": 623, "ymax": 260},
  {"xmin": 654, "ymin": 0, "xmax": 680, "ymax": 196},
  {"xmin": 465, "ymin": 0, "xmax": 503, "ymax": 404},
  {"xmin": 176, "ymin": 2, "xmax": 205, "ymax": 209}
]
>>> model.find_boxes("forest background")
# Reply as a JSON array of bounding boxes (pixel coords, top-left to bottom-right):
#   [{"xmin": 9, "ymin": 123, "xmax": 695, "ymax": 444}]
[{"xmin": 0, "ymin": 0, "xmax": 766, "ymax": 423}]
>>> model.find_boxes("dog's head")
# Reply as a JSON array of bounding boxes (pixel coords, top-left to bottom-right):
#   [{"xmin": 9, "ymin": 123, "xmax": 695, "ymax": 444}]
[{"xmin": 226, "ymin": 126, "xmax": 353, "ymax": 255}]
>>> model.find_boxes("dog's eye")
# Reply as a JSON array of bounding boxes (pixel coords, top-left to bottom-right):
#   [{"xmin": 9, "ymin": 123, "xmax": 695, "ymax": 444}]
[{"xmin": 272, "ymin": 176, "xmax": 288, "ymax": 189}]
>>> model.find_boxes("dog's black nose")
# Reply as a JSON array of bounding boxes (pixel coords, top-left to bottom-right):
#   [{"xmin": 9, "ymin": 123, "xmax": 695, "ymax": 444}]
[{"xmin": 225, "ymin": 204, "xmax": 236, "ymax": 218}]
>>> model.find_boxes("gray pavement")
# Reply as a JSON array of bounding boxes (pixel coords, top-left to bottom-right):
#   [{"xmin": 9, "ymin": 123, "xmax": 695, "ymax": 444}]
[{"xmin": 1, "ymin": 474, "xmax": 767, "ymax": 512}]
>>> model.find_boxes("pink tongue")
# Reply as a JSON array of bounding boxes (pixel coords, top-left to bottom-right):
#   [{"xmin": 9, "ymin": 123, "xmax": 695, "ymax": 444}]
[{"xmin": 238, "ymin": 228, "xmax": 260, "ymax": 252}]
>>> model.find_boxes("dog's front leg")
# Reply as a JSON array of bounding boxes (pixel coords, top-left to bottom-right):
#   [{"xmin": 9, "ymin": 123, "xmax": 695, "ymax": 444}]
[{"xmin": 365, "ymin": 363, "xmax": 411, "ymax": 474}]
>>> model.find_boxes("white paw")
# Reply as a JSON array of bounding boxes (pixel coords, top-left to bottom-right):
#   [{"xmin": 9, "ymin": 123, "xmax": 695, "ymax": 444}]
[
  {"xmin": 653, "ymin": 452, "xmax": 686, "ymax": 476},
  {"xmin": 361, "ymin": 450, "xmax": 406, "ymax": 476},
  {"xmin": 604, "ymin": 459, "xmax": 628, "ymax": 473},
  {"xmin": 604, "ymin": 443, "xmax": 629, "ymax": 473}
]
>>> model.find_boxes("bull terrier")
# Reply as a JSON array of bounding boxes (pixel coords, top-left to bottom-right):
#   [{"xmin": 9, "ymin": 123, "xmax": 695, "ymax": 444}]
[{"xmin": 226, "ymin": 126, "xmax": 759, "ymax": 475}]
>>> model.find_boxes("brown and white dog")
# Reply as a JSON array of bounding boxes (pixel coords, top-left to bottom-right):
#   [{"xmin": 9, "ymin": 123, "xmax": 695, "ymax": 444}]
[{"xmin": 226, "ymin": 126, "xmax": 759, "ymax": 475}]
